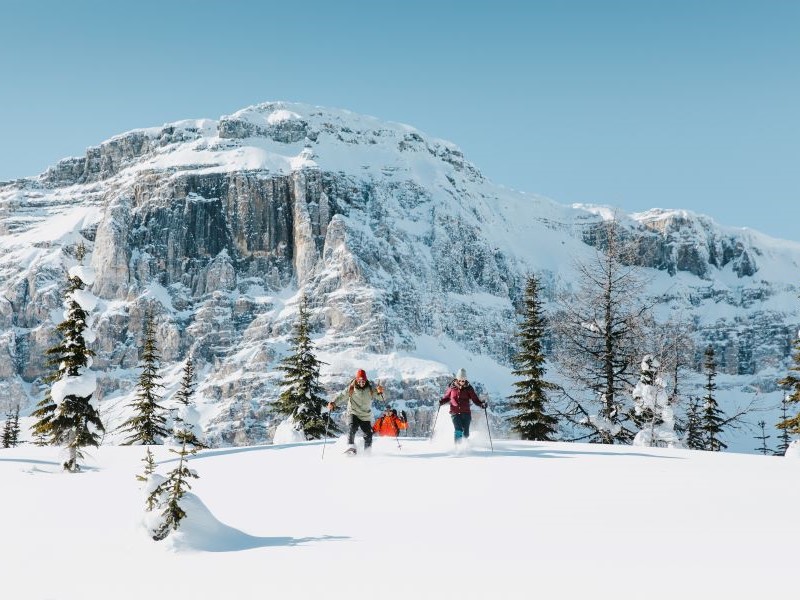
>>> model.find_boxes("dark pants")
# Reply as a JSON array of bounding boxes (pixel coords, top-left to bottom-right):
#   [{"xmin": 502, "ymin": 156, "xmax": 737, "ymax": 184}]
[
  {"xmin": 348, "ymin": 415, "xmax": 373, "ymax": 448},
  {"xmin": 451, "ymin": 413, "xmax": 472, "ymax": 443}
]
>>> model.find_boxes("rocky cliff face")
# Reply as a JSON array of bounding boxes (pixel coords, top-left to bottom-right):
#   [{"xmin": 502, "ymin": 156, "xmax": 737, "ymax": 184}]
[{"xmin": 1, "ymin": 102, "xmax": 798, "ymax": 450}]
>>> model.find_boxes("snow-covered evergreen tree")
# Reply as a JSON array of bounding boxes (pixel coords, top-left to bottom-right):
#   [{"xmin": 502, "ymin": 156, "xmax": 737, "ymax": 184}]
[
  {"xmin": 701, "ymin": 345, "xmax": 727, "ymax": 452},
  {"xmin": 169, "ymin": 358, "xmax": 206, "ymax": 449},
  {"xmin": 29, "ymin": 260, "xmax": 104, "ymax": 471},
  {"xmin": 776, "ymin": 330, "xmax": 800, "ymax": 439},
  {"xmin": 146, "ymin": 432, "xmax": 199, "ymax": 541},
  {"xmin": 2, "ymin": 404, "xmax": 21, "ymax": 448},
  {"xmin": 631, "ymin": 355, "xmax": 680, "ymax": 448},
  {"xmin": 507, "ymin": 275, "xmax": 559, "ymax": 441},
  {"xmin": 273, "ymin": 295, "xmax": 338, "ymax": 439},
  {"xmin": 754, "ymin": 420, "xmax": 772, "ymax": 455},
  {"xmin": 119, "ymin": 310, "xmax": 169, "ymax": 445},
  {"xmin": 684, "ymin": 397, "xmax": 705, "ymax": 450}
]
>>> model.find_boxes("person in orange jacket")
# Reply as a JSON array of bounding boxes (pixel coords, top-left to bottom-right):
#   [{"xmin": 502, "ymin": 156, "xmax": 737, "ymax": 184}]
[{"xmin": 372, "ymin": 406, "xmax": 408, "ymax": 437}]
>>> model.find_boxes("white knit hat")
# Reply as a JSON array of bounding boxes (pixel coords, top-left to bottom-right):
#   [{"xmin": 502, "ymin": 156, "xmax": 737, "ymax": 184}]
[{"xmin": 455, "ymin": 368, "xmax": 467, "ymax": 380}]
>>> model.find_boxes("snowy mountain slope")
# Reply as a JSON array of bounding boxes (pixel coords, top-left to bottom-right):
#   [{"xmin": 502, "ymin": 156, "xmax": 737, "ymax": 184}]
[
  {"xmin": 0, "ymin": 101, "xmax": 799, "ymax": 451},
  {"xmin": 1, "ymin": 439, "xmax": 798, "ymax": 600}
]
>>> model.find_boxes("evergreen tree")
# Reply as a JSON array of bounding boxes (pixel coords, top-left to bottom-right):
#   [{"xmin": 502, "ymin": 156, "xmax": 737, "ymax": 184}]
[
  {"xmin": 775, "ymin": 394, "xmax": 792, "ymax": 455},
  {"xmin": 754, "ymin": 420, "xmax": 772, "ymax": 456},
  {"xmin": 170, "ymin": 358, "xmax": 206, "ymax": 449},
  {"xmin": 1, "ymin": 411, "xmax": 11, "ymax": 448},
  {"xmin": 146, "ymin": 430, "xmax": 199, "ymax": 541},
  {"xmin": 507, "ymin": 275, "xmax": 559, "ymax": 441},
  {"xmin": 119, "ymin": 310, "xmax": 169, "ymax": 445},
  {"xmin": 273, "ymin": 295, "xmax": 338, "ymax": 439},
  {"xmin": 631, "ymin": 355, "xmax": 679, "ymax": 448},
  {"xmin": 684, "ymin": 397, "xmax": 705, "ymax": 450},
  {"xmin": 137, "ymin": 446, "xmax": 157, "ymax": 484},
  {"xmin": 2, "ymin": 404, "xmax": 21, "ymax": 448},
  {"xmin": 29, "ymin": 267, "xmax": 104, "ymax": 471},
  {"xmin": 701, "ymin": 345, "xmax": 727, "ymax": 452},
  {"xmin": 30, "ymin": 372, "xmax": 59, "ymax": 446},
  {"xmin": 776, "ymin": 332, "xmax": 800, "ymax": 440}
]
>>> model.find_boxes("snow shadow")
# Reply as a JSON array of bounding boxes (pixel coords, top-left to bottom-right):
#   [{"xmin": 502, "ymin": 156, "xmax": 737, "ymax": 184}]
[
  {"xmin": 185, "ymin": 443, "xmax": 311, "ymax": 463},
  {"xmin": 161, "ymin": 492, "xmax": 349, "ymax": 553},
  {"xmin": 0, "ymin": 457, "xmax": 61, "ymax": 467},
  {"xmin": 493, "ymin": 445, "xmax": 685, "ymax": 460},
  {"xmin": 396, "ymin": 443, "xmax": 684, "ymax": 461}
]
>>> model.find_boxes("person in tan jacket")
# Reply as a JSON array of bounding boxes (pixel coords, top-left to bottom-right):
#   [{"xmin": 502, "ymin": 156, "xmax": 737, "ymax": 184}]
[{"xmin": 327, "ymin": 369, "xmax": 382, "ymax": 454}]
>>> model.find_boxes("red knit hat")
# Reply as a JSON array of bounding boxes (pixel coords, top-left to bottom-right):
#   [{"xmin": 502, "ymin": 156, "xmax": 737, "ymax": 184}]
[{"xmin": 355, "ymin": 369, "xmax": 367, "ymax": 380}]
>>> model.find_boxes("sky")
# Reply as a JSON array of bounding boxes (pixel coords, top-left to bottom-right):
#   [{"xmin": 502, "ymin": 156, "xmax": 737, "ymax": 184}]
[{"xmin": 1, "ymin": 0, "xmax": 798, "ymax": 240}]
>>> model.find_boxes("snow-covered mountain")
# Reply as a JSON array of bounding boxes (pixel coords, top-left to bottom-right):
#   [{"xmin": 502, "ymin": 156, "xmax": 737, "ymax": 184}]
[{"xmin": 1, "ymin": 101, "xmax": 798, "ymax": 450}]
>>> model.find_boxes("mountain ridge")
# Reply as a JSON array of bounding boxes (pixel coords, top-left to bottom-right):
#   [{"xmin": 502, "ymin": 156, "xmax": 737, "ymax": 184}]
[{"xmin": 0, "ymin": 101, "xmax": 798, "ymax": 452}]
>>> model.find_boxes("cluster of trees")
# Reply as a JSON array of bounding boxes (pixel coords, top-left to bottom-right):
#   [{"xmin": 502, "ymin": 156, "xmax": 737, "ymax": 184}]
[
  {"xmin": 25, "ymin": 244, "xmax": 204, "ymax": 540},
  {"xmin": 506, "ymin": 221, "xmax": 797, "ymax": 451}
]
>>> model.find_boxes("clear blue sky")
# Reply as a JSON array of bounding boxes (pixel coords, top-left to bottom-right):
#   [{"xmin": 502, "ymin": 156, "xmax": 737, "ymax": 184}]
[{"xmin": 1, "ymin": 0, "xmax": 798, "ymax": 240}]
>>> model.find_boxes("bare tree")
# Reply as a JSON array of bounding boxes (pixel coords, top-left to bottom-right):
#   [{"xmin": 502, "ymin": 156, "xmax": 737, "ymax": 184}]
[{"xmin": 553, "ymin": 219, "xmax": 655, "ymax": 444}]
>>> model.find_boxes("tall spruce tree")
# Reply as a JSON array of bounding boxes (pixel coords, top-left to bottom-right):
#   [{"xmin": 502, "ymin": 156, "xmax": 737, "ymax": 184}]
[
  {"xmin": 701, "ymin": 345, "xmax": 727, "ymax": 452},
  {"xmin": 274, "ymin": 295, "xmax": 337, "ymax": 439},
  {"xmin": 754, "ymin": 420, "xmax": 772, "ymax": 455},
  {"xmin": 684, "ymin": 397, "xmax": 705, "ymax": 450},
  {"xmin": 119, "ymin": 310, "xmax": 169, "ymax": 445},
  {"xmin": 776, "ymin": 331, "xmax": 800, "ymax": 441},
  {"xmin": 507, "ymin": 275, "xmax": 559, "ymax": 441},
  {"xmin": 29, "ymin": 266, "xmax": 104, "ymax": 471},
  {"xmin": 775, "ymin": 393, "xmax": 792, "ymax": 455}
]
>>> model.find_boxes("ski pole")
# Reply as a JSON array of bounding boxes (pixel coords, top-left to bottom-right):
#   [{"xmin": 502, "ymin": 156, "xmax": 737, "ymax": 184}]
[
  {"xmin": 484, "ymin": 405, "xmax": 494, "ymax": 453},
  {"xmin": 429, "ymin": 401, "xmax": 440, "ymax": 441},
  {"xmin": 321, "ymin": 408, "xmax": 333, "ymax": 461}
]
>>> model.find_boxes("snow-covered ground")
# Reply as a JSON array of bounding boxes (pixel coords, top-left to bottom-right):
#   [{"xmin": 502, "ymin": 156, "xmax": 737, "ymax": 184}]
[{"xmin": 2, "ymin": 430, "xmax": 798, "ymax": 599}]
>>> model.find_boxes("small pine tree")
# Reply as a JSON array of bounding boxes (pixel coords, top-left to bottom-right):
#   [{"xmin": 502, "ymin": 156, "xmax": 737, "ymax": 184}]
[
  {"xmin": 137, "ymin": 446, "xmax": 157, "ymax": 484},
  {"xmin": 170, "ymin": 358, "xmax": 206, "ymax": 449},
  {"xmin": 30, "ymin": 268, "xmax": 104, "ymax": 470},
  {"xmin": 631, "ymin": 355, "xmax": 679, "ymax": 448},
  {"xmin": 2, "ymin": 405, "xmax": 21, "ymax": 448},
  {"xmin": 146, "ymin": 433, "xmax": 199, "ymax": 541},
  {"xmin": 701, "ymin": 345, "xmax": 727, "ymax": 452},
  {"xmin": 754, "ymin": 420, "xmax": 772, "ymax": 455},
  {"xmin": 684, "ymin": 397, "xmax": 705, "ymax": 450},
  {"xmin": 273, "ymin": 295, "xmax": 338, "ymax": 439},
  {"xmin": 2, "ymin": 409, "xmax": 13, "ymax": 448},
  {"xmin": 777, "ymin": 331, "xmax": 800, "ymax": 439},
  {"xmin": 118, "ymin": 310, "xmax": 169, "ymax": 445},
  {"xmin": 775, "ymin": 394, "xmax": 792, "ymax": 455},
  {"xmin": 507, "ymin": 275, "xmax": 559, "ymax": 441}
]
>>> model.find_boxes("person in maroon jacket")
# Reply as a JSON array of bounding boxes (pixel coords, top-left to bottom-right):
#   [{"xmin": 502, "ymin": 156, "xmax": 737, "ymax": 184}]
[{"xmin": 439, "ymin": 368, "xmax": 487, "ymax": 444}]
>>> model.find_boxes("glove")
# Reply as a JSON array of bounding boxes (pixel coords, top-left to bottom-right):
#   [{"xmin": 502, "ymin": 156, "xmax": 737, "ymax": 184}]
[
  {"xmin": 482, "ymin": 402, "xmax": 489, "ymax": 410},
  {"xmin": 376, "ymin": 384, "xmax": 384, "ymax": 395},
  {"xmin": 400, "ymin": 410, "xmax": 407, "ymax": 421}
]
